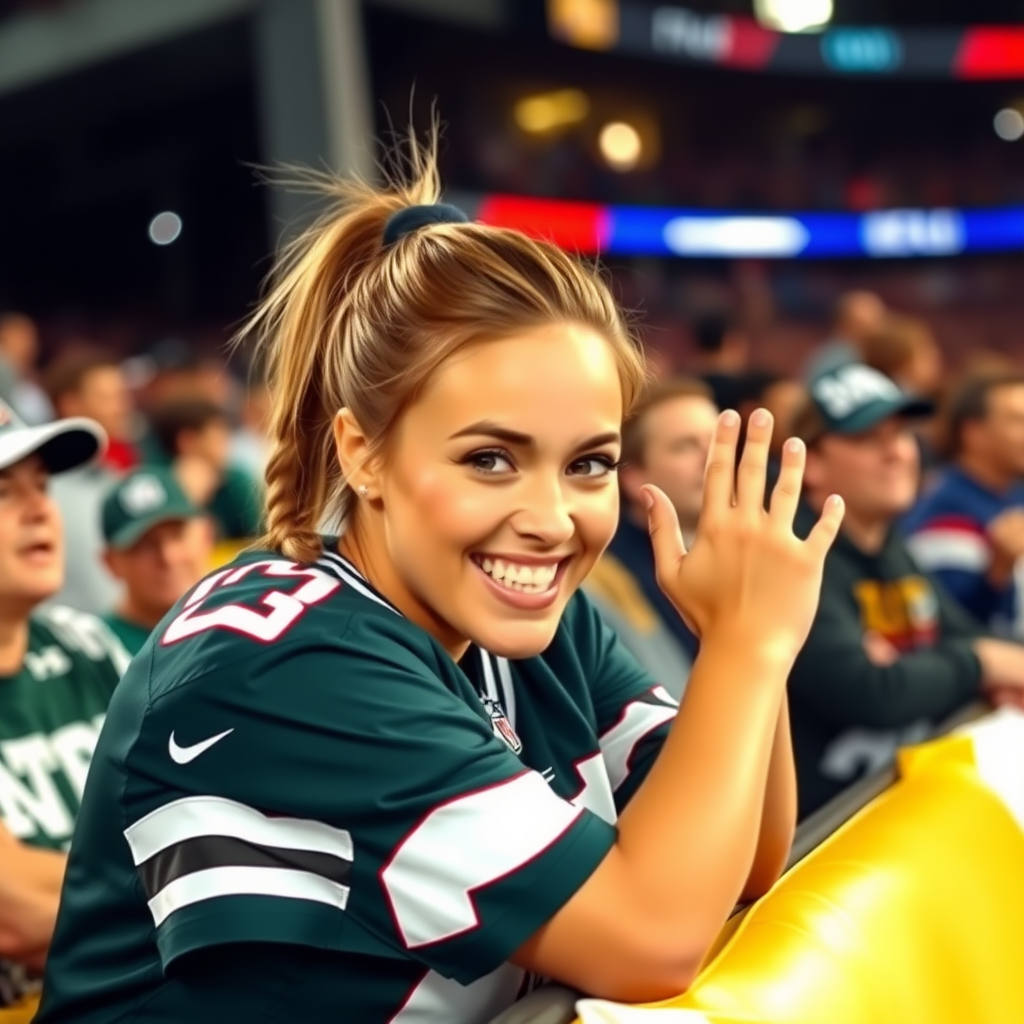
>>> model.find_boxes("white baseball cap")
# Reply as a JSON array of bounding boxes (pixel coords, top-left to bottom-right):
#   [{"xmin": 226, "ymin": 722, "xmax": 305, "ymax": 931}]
[{"xmin": 0, "ymin": 399, "xmax": 106, "ymax": 474}]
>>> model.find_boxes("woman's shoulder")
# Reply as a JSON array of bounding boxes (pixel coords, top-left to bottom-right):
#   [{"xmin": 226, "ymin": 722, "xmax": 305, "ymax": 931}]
[{"xmin": 143, "ymin": 548, "xmax": 446, "ymax": 701}]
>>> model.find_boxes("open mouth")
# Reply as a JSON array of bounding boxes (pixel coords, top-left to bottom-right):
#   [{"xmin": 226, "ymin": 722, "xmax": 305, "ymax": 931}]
[
  {"xmin": 470, "ymin": 554, "xmax": 567, "ymax": 595},
  {"xmin": 20, "ymin": 541, "xmax": 55, "ymax": 559}
]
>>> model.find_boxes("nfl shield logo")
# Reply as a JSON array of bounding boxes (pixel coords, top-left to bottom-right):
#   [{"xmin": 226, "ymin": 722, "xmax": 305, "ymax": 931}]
[{"xmin": 480, "ymin": 696, "xmax": 523, "ymax": 754}]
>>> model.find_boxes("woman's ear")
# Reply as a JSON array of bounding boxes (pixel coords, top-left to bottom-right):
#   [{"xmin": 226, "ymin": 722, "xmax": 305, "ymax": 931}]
[{"xmin": 333, "ymin": 408, "xmax": 375, "ymax": 494}]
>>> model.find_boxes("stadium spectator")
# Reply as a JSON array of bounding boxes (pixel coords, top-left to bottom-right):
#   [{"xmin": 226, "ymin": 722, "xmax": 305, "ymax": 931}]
[
  {"xmin": 228, "ymin": 374, "xmax": 271, "ymax": 481},
  {"xmin": 859, "ymin": 314, "xmax": 944, "ymax": 401},
  {"xmin": 0, "ymin": 313, "xmax": 52, "ymax": 425},
  {"xmin": 44, "ymin": 350, "xmax": 136, "ymax": 472},
  {"xmin": 690, "ymin": 312, "xmax": 750, "ymax": 413},
  {"xmin": 604, "ymin": 378, "xmax": 714, "ymax": 665},
  {"xmin": 787, "ymin": 361, "xmax": 1024, "ymax": 818},
  {"xmin": 147, "ymin": 398, "xmax": 262, "ymax": 542},
  {"xmin": 0, "ymin": 400, "xmax": 129, "ymax": 1009},
  {"xmin": 100, "ymin": 467, "xmax": 212, "ymax": 655},
  {"xmin": 803, "ymin": 290, "xmax": 887, "ymax": 381},
  {"xmin": 43, "ymin": 352, "xmax": 136, "ymax": 613},
  {"xmin": 834, "ymin": 291, "xmax": 887, "ymax": 347},
  {"xmin": 904, "ymin": 373, "xmax": 1024, "ymax": 638}
]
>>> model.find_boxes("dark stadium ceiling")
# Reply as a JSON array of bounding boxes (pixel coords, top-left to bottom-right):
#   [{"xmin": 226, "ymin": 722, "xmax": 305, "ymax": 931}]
[{"xmin": 685, "ymin": 0, "xmax": 1024, "ymax": 21}]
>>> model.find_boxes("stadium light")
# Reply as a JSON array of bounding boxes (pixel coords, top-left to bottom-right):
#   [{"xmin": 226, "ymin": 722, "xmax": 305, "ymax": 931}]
[
  {"xmin": 994, "ymin": 108, "xmax": 1024, "ymax": 141},
  {"xmin": 514, "ymin": 89, "xmax": 590, "ymax": 134},
  {"xmin": 754, "ymin": 0, "xmax": 833, "ymax": 33},
  {"xmin": 599, "ymin": 121, "xmax": 642, "ymax": 171},
  {"xmin": 148, "ymin": 212, "xmax": 183, "ymax": 246}
]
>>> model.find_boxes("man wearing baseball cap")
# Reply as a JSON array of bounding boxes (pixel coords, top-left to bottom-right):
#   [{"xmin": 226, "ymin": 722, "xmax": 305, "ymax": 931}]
[
  {"xmin": 787, "ymin": 361, "xmax": 1024, "ymax": 818},
  {"xmin": 0, "ymin": 400, "xmax": 131, "ymax": 1012},
  {"xmin": 101, "ymin": 467, "xmax": 212, "ymax": 656}
]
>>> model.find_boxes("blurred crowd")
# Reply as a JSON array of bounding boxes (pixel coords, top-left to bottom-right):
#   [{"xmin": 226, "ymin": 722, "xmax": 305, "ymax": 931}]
[
  {"xmin": 6, "ymin": 280, "xmax": 1024, "ymax": 1005},
  {"xmin": 586, "ymin": 288, "xmax": 1024, "ymax": 818},
  {"xmin": 0, "ymin": 310, "xmax": 268, "ymax": 649}
]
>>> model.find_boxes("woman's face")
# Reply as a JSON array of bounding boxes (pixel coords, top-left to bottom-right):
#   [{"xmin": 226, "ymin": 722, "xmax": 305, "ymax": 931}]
[{"xmin": 348, "ymin": 322, "xmax": 625, "ymax": 660}]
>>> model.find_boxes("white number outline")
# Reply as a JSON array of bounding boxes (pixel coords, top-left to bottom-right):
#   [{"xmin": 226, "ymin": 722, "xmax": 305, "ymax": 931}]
[{"xmin": 161, "ymin": 561, "xmax": 341, "ymax": 645}]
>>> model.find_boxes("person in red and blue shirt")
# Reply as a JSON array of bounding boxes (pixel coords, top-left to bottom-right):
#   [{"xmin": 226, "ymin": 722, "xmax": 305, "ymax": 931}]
[{"xmin": 904, "ymin": 373, "xmax": 1024, "ymax": 637}]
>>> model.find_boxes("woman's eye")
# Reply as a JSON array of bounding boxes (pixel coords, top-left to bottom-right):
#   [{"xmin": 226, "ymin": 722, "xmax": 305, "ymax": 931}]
[
  {"xmin": 568, "ymin": 455, "xmax": 620, "ymax": 478},
  {"xmin": 467, "ymin": 450, "xmax": 515, "ymax": 475}
]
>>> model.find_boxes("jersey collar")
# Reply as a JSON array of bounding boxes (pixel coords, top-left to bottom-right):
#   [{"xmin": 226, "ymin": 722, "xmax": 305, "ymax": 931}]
[{"xmin": 316, "ymin": 548, "xmax": 402, "ymax": 616}]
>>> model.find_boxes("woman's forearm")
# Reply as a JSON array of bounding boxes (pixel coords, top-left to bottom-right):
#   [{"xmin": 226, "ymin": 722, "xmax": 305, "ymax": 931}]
[
  {"xmin": 0, "ymin": 833, "xmax": 66, "ymax": 962},
  {"xmin": 741, "ymin": 696, "xmax": 796, "ymax": 902}
]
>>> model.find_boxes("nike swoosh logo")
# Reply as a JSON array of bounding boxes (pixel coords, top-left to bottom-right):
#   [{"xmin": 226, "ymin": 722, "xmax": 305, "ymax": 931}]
[{"xmin": 168, "ymin": 728, "xmax": 234, "ymax": 765}]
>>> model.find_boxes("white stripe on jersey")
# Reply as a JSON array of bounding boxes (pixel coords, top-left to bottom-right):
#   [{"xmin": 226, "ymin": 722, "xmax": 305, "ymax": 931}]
[
  {"xmin": 388, "ymin": 963, "xmax": 526, "ymax": 1024},
  {"xmin": 599, "ymin": 689, "xmax": 678, "ymax": 793},
  {"xmin": 124, "ymin": 795, "xmax": 353, "ymax": 865},
  {"xmin": 318, "ymin": 551, "xmax": 399, "ymax": 614},
  {"xmin": 495, "ymin": 657, "xmax": 517, "ymax": 730},
  {"xmin": 478, "ymin": 649, "xmax": 500, "ymax": 703},
  {"xmin": 906, "ymin": 529, "xmax": 990, "ymax": 572},
  {"xmin": 381, "ymin": 770, "xmax": 582, "ymax": 949},
  {"xmin": 147, "ymin": 864, "xmax": 350, "ymax": 927},
  {"xmin": 570, "ymin": 753, "xmax": 617, "ymax": 825}
]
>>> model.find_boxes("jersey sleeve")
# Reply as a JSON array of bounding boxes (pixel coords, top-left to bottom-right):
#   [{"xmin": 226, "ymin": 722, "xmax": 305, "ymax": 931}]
[
  {"xmin": 565, "ymin": 592, "xmax": 678, "ymax": 812},
  {"xmin": 121, "ymin": 611, "xmax": 615, "ymax": 986}
]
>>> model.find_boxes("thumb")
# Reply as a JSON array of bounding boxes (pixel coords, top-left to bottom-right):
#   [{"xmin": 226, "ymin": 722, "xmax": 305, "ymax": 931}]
[{"xmin": 642, "ymin": 484, "xmax": 687, "ymax": 577}]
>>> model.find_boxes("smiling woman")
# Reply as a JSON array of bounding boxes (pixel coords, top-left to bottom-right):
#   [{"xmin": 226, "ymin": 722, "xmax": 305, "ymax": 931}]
[{"xmin": 36, "ymin": 131, "xmax": 845, "ymax": 1024}]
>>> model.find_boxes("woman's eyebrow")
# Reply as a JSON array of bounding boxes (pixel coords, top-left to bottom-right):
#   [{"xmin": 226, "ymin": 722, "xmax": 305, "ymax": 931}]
[{"xmin": 448, "ymin": 421, "xmax": 620, "ymax": 452}]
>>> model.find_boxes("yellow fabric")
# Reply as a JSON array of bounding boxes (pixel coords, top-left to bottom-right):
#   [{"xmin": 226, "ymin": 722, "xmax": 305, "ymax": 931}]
[
  {"xmin": 208, "ymin": 538, "xmax": 250, "ymax": 572},
  {"xmin": 0, "ymin": 993, "xmax": 39, "ymax": 1024},
  {"xmin": 583, "ymin": 736, "xmax": 1024, "ymax": 1024},
  {"xmin": 585, "ymin": 556, "xmax": 661, "ymax": 635}
]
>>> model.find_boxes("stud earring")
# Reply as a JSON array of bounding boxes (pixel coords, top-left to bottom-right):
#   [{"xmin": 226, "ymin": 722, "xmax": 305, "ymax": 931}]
[{"xmin": 357, "ymin": 485, "xmax": 369, "ymax": 497}]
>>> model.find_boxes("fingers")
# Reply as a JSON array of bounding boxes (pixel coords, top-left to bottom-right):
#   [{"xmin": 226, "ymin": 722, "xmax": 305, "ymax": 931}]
[
  {"xmin": 768, "ymin": 436, "xmax": 805, "ymax": 527},
  {"xmin": 806, "ymin": 494, "xmax": 845, "ymax": 557},
  {"xmin": 642, "ymin": 484, "xmax": 687, "ymax": 583},
  {"xmin": 736, "ymin": 409, "xmax": 772, "ymax": 513},
  {"xmin": 702, "ymin": 410, "xmax": 741, "ymax": 518}
]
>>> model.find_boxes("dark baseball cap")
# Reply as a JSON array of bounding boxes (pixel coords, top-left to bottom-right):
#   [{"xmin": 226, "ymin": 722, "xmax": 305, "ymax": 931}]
[
  {"xmin": 0, "ymin": 399, "xmax": 105, "ymax": 474},
  {"xmin": 800, "ymin": 361, "xmax": 935, "ymax": 443},
  {"xmin": 102, "ymin": 466, "xmax": 200, "ymax": 550}
]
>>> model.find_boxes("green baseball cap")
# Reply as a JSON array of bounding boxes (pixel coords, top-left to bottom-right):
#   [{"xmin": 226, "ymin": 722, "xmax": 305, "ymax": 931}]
[
  {"xmin": 806, "ymin": 361, "xmax": 934, "ymax": 440},
  {"xmin": 102, "ymin": 467, "xmax": 200, "ymax": 550}
]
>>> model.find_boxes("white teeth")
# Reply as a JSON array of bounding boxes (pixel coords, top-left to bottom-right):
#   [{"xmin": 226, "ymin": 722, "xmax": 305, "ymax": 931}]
[{"xmin": 476, "ymin": 557, "xmax": 559, "ymax": 594}]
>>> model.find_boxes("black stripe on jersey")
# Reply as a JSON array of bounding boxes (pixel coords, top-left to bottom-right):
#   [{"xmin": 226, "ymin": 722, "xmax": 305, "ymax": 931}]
[{"xmin": 137, "ymin": 836, "xmax": 353, "ymax": 900}]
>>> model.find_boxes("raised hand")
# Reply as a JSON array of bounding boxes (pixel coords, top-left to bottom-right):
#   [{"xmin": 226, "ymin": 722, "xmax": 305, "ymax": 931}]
[{"xmin": 644, "ymin": 408, "xmax": 844, "ymax": 666}]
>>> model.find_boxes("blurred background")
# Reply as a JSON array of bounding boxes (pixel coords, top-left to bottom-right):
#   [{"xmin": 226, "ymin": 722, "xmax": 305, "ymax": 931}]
[
  {"xmin": 4, "ymin": 0, "xmax": 1024, "ymax": 588},
  {"xmin": 6, "ymin": 0, "xmax": 1024, "ymax": 379}
]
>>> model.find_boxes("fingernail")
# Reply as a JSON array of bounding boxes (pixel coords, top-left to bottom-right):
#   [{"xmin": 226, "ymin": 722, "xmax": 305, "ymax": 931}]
[
  {"xmin": 828, "ymin": 494, "xmax": 844, "ymax": 510},
  {"xmin": 785, "ymin": 438, "xmax": 804, "ymax": 455},
  {"xmin": 641, "ymin": 489, "xmax": 654, "ymax": 512},
  {"xmin": 751, "ymin": 408, "xmax": 770, "ymax": 428},
  {"xmin": 721, "ymin": 410, "xmax": 740, "ymax": 427}
]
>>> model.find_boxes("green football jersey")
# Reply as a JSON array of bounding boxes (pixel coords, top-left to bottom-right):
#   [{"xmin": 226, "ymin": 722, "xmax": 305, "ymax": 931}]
[
  {"xmin": 37, "ymin": 548, "xmax": 678, "ymax": 1024},
  {"xmin": 0, "ymin": 606, "xmax": 129, "ymax": 1008}
]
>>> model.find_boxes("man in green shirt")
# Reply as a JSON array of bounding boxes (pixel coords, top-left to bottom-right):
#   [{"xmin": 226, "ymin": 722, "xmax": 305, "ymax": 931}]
[
  {"xmin": 101, "ymin": 467, "xmax": 213, "ymax": 656},
  {"xmin": 147, "ymin": 397, "xmax": 264, "ymax": 541},
  {"xmin": 0, "ymin": 400, "xmax": 130, "ymax": 1008}
]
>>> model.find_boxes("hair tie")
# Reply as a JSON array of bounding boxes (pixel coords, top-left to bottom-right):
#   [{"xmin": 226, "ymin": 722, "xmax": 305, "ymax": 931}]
[{"xmin": 383, "ymin": 203, "xmax": 469, "ymax": 246}]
